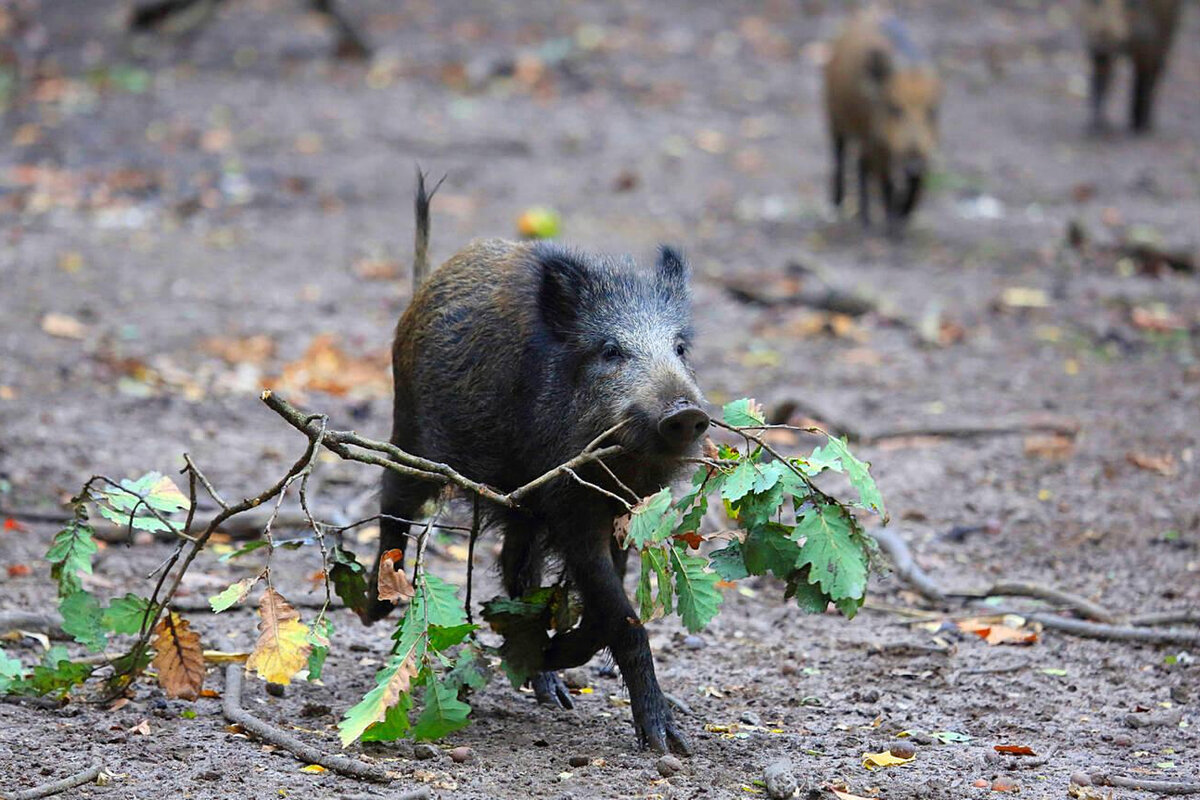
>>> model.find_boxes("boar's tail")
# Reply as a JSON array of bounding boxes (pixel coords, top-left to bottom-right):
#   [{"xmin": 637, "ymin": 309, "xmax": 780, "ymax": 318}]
[{"xmin": 413, "ymin": 167, "xmax": 445, "ymax": 292}]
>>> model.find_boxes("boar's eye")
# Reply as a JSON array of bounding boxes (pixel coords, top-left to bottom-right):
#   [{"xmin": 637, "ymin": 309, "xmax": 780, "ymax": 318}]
[
  {"xmin": 675, "ymin": 341, "xmax": 689, "ymax": 359},
  {"xmin": 600, "ymin": 341, "xmax": 625, "ymax": 363}
]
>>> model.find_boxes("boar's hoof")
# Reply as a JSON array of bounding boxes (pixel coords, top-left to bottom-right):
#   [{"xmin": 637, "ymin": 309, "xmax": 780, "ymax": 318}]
[
  {"xmin": 531, "ymin": 671, "xmax": 575, "ymax": 709},
  {"xmin": 636, "ymin": 702, "xmax": 692, "ymax": 756}
]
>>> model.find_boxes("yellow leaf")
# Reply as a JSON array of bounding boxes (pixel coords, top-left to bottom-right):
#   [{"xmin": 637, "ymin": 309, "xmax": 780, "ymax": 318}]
[
  {"xmin": 246, "ymin": 589, "xmax": 311, "ymax": 685},
  {"xmin": 151, "ymin": 613, "xmax": 205, "ymax": 700},
  {"xmin": 299, "ymin": 764, "xmax": 327, "ymax": 774},
  {"xmin": 41, "ymin": 312, "xmax": 87, "ymax": 340},
  {"xmin": 861, "ymin": 750, "xmax": 915, "ymax": 770},
  {"xmin": 831, "ymin": 789, "xmax": 875, "ymax": 800},
  {"xmin": 202, "ymin": 650, "xmax": 250, "ymax": 663}
]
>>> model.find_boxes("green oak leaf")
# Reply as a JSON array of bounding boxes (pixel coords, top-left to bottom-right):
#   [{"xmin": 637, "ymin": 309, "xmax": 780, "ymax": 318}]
[
  {"xmin": 411, "ymin": 676, "xmax": 471, "ymax": 741},
  {"xmin": 722, "ymin": 398, "xmax": 765, "ymax": 428},
  {"xmin": 793, "ymin": 504, "xmax": 869, "ymax": 604},
  {"xmin": 46, "ymin": 516, "xmax": 97, "ymax": 597},
  {"xmin": 624, "ymin": 488, "xmax": 676, "ymax": 549},
  {"xmin": 101, "ymin": 593, "xmax": 155, "ymax": 635},
  {"xmin": 669, "ymin": 544, "xmax": 722, "ymax": 633},
  {"xmin": 59, "ymin": 590, "xmax": 106, "ymax": 653},
  {"xmin": 208, "ymin": 577, "xmax": 257, "ymax": 612},
  {"xmin": 709, "ymin": 541, "xmax": 750, "ymax": 582}
]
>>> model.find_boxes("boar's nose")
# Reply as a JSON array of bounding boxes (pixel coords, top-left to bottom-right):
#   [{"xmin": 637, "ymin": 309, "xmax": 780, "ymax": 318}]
[{"xmin": 658, "ymin": 402, "xmax": 709, "ymax": 448}]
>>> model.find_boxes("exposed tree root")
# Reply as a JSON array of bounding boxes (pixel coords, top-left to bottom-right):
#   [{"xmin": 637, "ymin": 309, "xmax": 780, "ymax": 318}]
[
  {"xmin": 222, "ymin": 665, "xmax": 394, "ymax": 783},
  {"xmin": 952, "ymin": 581, "xmax": 1119, "ymax": 624},
  {"xmin": 1085, "ymin": 773, "xmax": 1200, "ymax": 795},
  {"xmin": 868, "ymin": 528, "xmax": 945, "ymax": 602}
]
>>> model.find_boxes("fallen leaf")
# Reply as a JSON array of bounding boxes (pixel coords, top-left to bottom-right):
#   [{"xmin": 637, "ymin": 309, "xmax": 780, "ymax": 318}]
[
  {"xmin": 129, "ymin": 718, "xmax": 152, "ymax": 736},
  {"xmin": 41, "ymin": 312, "xmax": 87, "ymax": 339},
  {"xmin": 829, "ymin": 787, "xmax": 874, "ymax": 800},
  {"xmin": 999, "ymin": 287, "xmax": 1050, "ymax": 309},
  {"xmin": 994, "ymin": 745, "xmax": 1036, "ymax": 756},
  {"xmin": 991, "ymin": 777, "xmax": 1020, "ymax": 792},
  {"xmin": 151, "ymin": 613, "xmax": 206, "ymax": 700},
  {"xmin": 203, "ymin": 335, "xmax": 276, "ymax": 365},
  {"xmin": 1127, "ymin": 452, "xmax": 1176, "ymax": 477},
  {"xmin": 269, "ymin": 333, "xmax": 390, "ymax": 398},
  {"xmin": 957, "ymin": 617, "xmax": 1038, "ymax": 645},
  {"xmin": 1024, "ymin": 434, "xmax": 1074, "ymax": 460},
  {"xmin": 3, "ymin": 518, "xmax": 26, "ymax": 532},
  {"xmin": 1131, "ymin": 306, "xmax": 1187, "ymax": 333},
  {"xmin": 861, "ymin": 749, "xmax": 914, "ymax": 770},
  {"xmin": 299, "ymin": 764, "xmax": 328, "ymax": 774},
  {"xmin": 246, "ymin": 589, "xmax": 311, "ymax": 685},
  {"xmin": 377, "ymin": 548, "xmax": 415, "ymax": 604},
  {"xmin": 6, "ymin": 563, "xmax": 31, "ymax": 577},
  {"xmin": 352, "ymin": 257, "xmax": 402, "ymax": 281}
]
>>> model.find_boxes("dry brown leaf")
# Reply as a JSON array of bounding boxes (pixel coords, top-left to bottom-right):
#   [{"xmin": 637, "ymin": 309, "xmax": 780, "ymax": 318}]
[
  {"xmin": 1023, "ymin": 434, "xmax": 1075, "ymax": 460},
  {"xmin": 957, "ymin": 618, "xmax": 1038, "ymax": 646},
  {"xmin": 377, "ymin": 549, "xmax": 415, "ymax": 604},
  {"xmin": 829, "ymin": 787, "xmax": 874, "ymax": 800},
  {"xmin": 994, "ymin": 745, "xmax": 1036, "ymax": 756},
  {"xmin": 613, "ymin": 512, "xmax": 632, "ymax": 548},
  {"xmin": 352, "ymin": 257, "xmax": 403, "ymax": 280},
  {"xmin": 151, "ymin": 613, "xmax": 205, "ymax": 700},
  {"xmin": 129, "ymin": 718, "xmax": 152, "ymax": 736},
  {"xmin": 246, "ymin": 588, "xmax": 311, "ymax": 685},
  {"xmin": 269, "ymin": 333, "xmax": 390, "ymax": 398},
  {"xmin": 203, "ymin": 335, "xmax": 276, "ymax": 365},
  {"xmin": 1127, "ymin": 451, "xmax": 1176, "ymax": 476},
  {"xmin": 41, "ymin": 312, "xmax": 87, "ymax": 340},
  {"xmin": 1131, "ymin": 306, "xmax": 1187, "ymax": 333},
  {"xmin": 991, "ymin": 777, "xmax": 1020, "ymax": 792}
]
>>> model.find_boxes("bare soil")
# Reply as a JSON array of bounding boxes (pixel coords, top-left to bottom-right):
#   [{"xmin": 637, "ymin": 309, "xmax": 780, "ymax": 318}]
[{"xmin": 1, "ymin": 1, "xmax": 1198, "ymax": 798}]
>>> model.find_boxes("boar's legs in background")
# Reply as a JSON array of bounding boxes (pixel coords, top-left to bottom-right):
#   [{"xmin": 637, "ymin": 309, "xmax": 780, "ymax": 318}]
[
  {"xmin": 1130, "ymin": 54, "xmax": 1165, "ymax": 133},
  {"xmin": 1089, "ymin": 52, "xmax": 1114, "ymax": 131},
  {"xmin": 543, "ymin": 500, "xmax": 691, "ymax": 755},
  {"xmin": 830, "ymin": 134, "xmax": 847, "ymax": 210},
  {"xmin": 361, "ymin": 469, "xmax": 440, "ymax": 624},
  {"xmin": 497, "ymin": 515, "xmax": 574, "ymax": 708},
  {"xmin": 856, "ymin": 153, "xmax": 872, "ymax": 227}
]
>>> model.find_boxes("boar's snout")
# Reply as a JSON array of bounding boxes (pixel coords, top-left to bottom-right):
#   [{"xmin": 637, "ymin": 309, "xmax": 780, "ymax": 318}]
[{"xmin": 657, "ymin": 401, "xmax": 709, "ymax": 450}]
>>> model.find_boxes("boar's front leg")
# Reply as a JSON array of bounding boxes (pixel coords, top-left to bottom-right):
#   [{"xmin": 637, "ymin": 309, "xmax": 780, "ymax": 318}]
[
  {"xmin": 545, "ymin": 528, "xmax": 691, "ymax": 755},
  {"xmin": 1089, "ymin": 51, "xmax": 1113, "ymax": 132}
]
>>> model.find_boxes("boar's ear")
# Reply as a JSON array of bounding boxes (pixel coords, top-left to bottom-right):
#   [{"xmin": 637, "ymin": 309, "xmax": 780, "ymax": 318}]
[
  {"xmin": 655, "ymin": 245, "xmax": 689, "ymax": 294},
  {"xmin": 537, "ymin": 250, "xmax": 588, "ymax": 337},
  {"xmin": 865, "ymin": 49, "xmax": 892, "ymax": 85}
]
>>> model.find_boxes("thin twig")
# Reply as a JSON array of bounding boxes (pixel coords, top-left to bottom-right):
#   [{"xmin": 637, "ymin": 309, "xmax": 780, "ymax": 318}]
[
  {"xmin": 222, "ymin": 665, "xmax": 393, "ymax": 783},
  {"xmin": 184, "ymin": 453, "xmax": 228, "ymax": 509},
  {"xmin": 985, "ymin": 607, "xmax": 1200, "ymax": 645},
  {"xmin": 562, "ymin": 467, "xmax": 633, "ymax": 511},
  {"xmin": 1088, "ymin": 773, "xmax": 1200, "ymax": 795},
  {"xmin": 950, "ymin": 581, "xmax": 1119, "ymax": 624},
  {"xmin": 0, "ymin": 763, "xmax": 102, "ymax": 800},
  {"xmin": 1130, "ymin": 610, "xmax": 1200, "ymax": 627}
]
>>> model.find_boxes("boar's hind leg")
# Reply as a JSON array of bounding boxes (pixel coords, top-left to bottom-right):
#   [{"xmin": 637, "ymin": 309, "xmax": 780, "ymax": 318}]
[
  {"xmin": 362, "ymin": 469, "xmax": 439, "ymax": 624},
  {"xmin": 500, "ymin": 519, "xmax": 574, "ymax": 709},
  {"xmin": 857, "ymin": 154, "xmax": 872, "ymax": 227},
  {"xmin": 547, "ymin": 535, "xmax": 691, "ymax": 755}
]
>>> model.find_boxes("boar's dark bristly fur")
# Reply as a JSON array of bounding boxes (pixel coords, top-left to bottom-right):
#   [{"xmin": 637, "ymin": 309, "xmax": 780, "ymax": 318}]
[{"xmin": 365, "ymin": 183, "xmax": 706, "ymax": 755}]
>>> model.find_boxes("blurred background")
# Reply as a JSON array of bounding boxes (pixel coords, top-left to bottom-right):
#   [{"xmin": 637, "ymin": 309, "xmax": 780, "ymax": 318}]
[{"xmin": 0, "ymin": 1, "xmax": 1197, "ymax": 796}]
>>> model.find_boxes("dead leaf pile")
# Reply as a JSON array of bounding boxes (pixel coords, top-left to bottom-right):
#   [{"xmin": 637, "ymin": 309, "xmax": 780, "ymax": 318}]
[{"xmin": 269, "ymin": 333, "xmax": 390, "ymax": 399}]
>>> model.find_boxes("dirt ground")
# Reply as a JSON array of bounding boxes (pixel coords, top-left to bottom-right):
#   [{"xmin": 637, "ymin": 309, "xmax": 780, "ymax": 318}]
[{"xmin": 1, "ymin": 1, "xmax": 1198, "ymax": 798}]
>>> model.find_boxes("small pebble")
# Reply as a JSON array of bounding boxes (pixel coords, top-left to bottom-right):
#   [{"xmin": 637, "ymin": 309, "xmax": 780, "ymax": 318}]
[
  {"xmin": 562, "ymin": 668, "xmax": 590, "ymax": 689},
  {"xmin": 568, "ymin": 755, "xmax": 590, "ymax": 768},
  {"xmin": 858, "ymin": 688, "xmax": 880, "ymax": 704},
  {"xmin": 265, "ymin": 682, "xmax": 285, "ymax": 698},
  {"xmin": 909, "ymin": 731, "xmax": 936, "ymax": 746},
  {"xmin": 656, "ymin": 755, "xmax": 684, "ymax": 777},
  {"xmin": 1113, "ymin": 734, "xmax": 1133, "ymax": 747},
  {"xmin": 889, "ymin": 743, "xmax": 916, "ymax": 759},
  {"xmin": 739, "ymin": 710, "xmax": 762, "ymax": 726},
  {"xmin": 412, "ymin": 743, "xmax": 440, "ymax": 760},
  {"xmin": 448, "ymin": 746, "xmax": 472, "ymax": 763},
  {"xmin": 682, "ymin": 635, "xmax": 706, "ymax": 650},
  {"xmin": 1070, "ymin": 772, "xmax": 1091, "ymax": 786},
  {"xmin": 763, "ymin": 758, "xmax": 798, "ymax": 800},
  {"xmin": 1170, "ymin": 686, "xmax": 1190, "ymax": 704}
]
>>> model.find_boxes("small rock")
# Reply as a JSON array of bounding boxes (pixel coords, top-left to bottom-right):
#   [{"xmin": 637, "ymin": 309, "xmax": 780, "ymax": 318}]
[
  {"xmin": 1170, "ymin": 686, "xmax": 1190, "ymax": 704},
  {"xmin": 568, "ymin": 755, "xmax": 590, "ymax": 768},
  {"xmin": 1070, "ymin": 772, "xmax": 1092, "ymax": 786},
  {"xmin": 1125, "ymin": 709, "xmax": 1182, "ymax": 728},
  {"xmin": 413, "ymin": 743, "xmax": 440, "ymax": 760},
  {"xmin": 562, "ymin": 668, "xmax": 590, "ymax": 689},
  {"xmin": 858, "ymin": 689, "xmax": 881, "ymax": 704},
  {"xmin": 909, "ymin": 731, "xmax": 936, "ymax": 746},
  {"xmin": 656, "ymin": 755, "xmax": 684, "ymax": 778},
  {"xmin": 1113, "ymin": 734, "xmax": 1133, "ymax": 747},
  {"xmin": 265, "ymin": 682, "xmax": 286, "ymax": 698},
  {"xmin": 682, "ymin": 635, "xmax": 706, "ymax": 650},
  {"xmin": 763, "ymin": 758, "xmax": 797, "ymax": 800},
  {"xmin": 448, "ymin": 746, "xmax": 472, "ymax": 763},
  {"xmin": 889, "ymin": 743, "xmax": 916, "ymax": 759},
  {"xmin": 740, "ymin": 710, "xmax": 762, "ymax": 727}
]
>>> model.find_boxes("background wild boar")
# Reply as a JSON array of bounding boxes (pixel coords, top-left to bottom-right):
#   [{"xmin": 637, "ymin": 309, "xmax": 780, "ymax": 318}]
[{"xmin": 824, "ymin": 9, "xmax": 941, "ymax": 234}]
